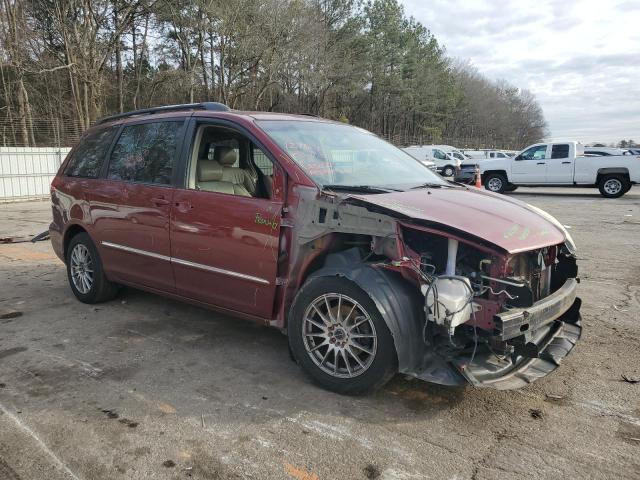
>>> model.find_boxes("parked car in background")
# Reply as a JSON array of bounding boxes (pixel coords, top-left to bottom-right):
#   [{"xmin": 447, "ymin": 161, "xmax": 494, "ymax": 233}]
[
  {"xmin": 402, "ymin": 145, "xmax": 461, "ymax": 176},
  {"xmin": 460, "ymin": 141, "xmax": 639, "ymax": 197},
  {"xmin": 464, "ymin": 149, "xmax": 513, "ymax": 160},
  {"xmin": 584, "ymin": 147, "xmax": 629, "ymax": 156},
  {"xmin": 49, "ymin": 102, "xmax": 582, "ymax": 394}
]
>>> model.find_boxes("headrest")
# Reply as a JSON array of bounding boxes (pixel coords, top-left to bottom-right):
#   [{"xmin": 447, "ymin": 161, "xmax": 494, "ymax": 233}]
[
  {"xmin": 197, "ymin": 160, "xmax": 223, "ymax": 181},
  {"xmin": 215, "ymin": 146, "xmax": 238, "ymax": 166}
]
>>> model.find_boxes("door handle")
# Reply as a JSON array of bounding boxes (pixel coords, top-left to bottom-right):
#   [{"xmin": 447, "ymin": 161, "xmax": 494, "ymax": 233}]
[
  {"xmin": 562, "ymin": 161, "xmax": 571, "ymax": 164},
  {"xmin": 537, "ymin": 162, "xmax": 546, "ymax": 165},
  {"xmin": 151, "ymin": 197, "xmax": 170, "ymax": 206}
]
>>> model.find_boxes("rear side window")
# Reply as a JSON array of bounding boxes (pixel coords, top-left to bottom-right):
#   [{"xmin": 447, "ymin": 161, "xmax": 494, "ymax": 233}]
[
  {"xmin": 64, "ymin": 127, "xmax": 115, "ymax": 178},
  {"xmin": 107, "ymin": 121, "xmax": 182, "ymax": 185},
  {"xmin": 551, "ymin": 144, "xmax": 570, "ymax": 159}
]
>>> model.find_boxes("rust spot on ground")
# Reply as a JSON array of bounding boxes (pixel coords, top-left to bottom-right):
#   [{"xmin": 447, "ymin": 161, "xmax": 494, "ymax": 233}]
[
  {"xmin": 283, "ymin": 461, "xmax": 319, "ymax": 480},
  {"xmin": 0, "ymin": 244, "xmax": 58, "ymax": 262},
  {"xmin": 158, "ymin": 402, "xmax": 177, "ymax": 414}
]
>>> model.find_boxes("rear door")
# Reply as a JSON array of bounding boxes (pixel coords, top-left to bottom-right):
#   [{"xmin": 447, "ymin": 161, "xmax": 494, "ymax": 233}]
[
  {"xmin": 170, "ymin": 120, "xmax": 284, "ymax": 317},
  {"xmin": 95, "ymin": 119, "xmax": 186, "ymax": 292},
  {"xmin": 511, "ymin": 144, "xmax": 549, "ymax": 183},
  {"xmin": 546, "ymin": 143, "xmax": 573, "ymax": 183}
]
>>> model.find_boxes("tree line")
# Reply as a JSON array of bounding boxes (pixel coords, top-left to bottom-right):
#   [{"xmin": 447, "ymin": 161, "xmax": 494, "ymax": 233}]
[{"xmin": 0, "ymin": 0, "xmax": 547, "ymax": 149}]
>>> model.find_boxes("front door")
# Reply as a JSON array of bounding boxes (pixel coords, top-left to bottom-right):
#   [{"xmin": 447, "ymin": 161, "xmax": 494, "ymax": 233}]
[
  {"xmin": 171, "ymin": 191, "xmax": 282, "ymax": 316},
  {"xmin": 170, "ymin": 122, "xmax": 283, "ymax": 317},
  {"xmin": 95, "ymin": 119, "xmax": 185, "ymax": 293},
  {"xmin": 511, "ymin": 144, "xmax": 549, "ymax": 183}
]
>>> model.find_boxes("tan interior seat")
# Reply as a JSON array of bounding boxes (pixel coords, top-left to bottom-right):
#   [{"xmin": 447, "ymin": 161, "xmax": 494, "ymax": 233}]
[
  {"xmin": 214, "ymin": 147, "xmax": 256, "ymax": 195},
  {"xmin": 197, "ymin": 160, "xmax": 250, "ymax": 196}
]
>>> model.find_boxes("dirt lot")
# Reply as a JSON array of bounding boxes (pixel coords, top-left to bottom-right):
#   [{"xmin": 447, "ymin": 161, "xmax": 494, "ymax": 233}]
[{"xmin": 0, "ymin": 188, "xmax": 639, "ymax": 480}]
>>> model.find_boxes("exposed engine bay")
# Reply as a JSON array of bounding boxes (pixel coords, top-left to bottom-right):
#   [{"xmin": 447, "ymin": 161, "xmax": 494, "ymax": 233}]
[{"xmin": 395, "ymin": 225, "xmax": 578, "ymax": 368}]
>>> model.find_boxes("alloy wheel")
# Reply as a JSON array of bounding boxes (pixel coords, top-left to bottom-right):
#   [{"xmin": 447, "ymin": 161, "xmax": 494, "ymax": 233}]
[
  {"xmin": 70, "ymin": 244, "xmax": 94, "ymax": 294},
  {"xmin": 302, "ymin": 293, "xmax": 377, "ymax": 378},
  {"xmin": 487, "ymin": 177, "xmax": 503, "ymax": 192},
  {"xmin": 603, "ymin": 178, "xmax": 622, "ymax": 195}
]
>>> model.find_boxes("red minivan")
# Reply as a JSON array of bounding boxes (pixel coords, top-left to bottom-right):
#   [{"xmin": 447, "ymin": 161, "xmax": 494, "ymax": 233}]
[{"xmin": 50, "ymin": 103, "xmax": 582, "ymax": 394}]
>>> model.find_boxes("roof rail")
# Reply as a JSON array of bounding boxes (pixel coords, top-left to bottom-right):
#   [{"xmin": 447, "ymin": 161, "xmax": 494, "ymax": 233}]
[{"xmin": 95, "ymin": 102, "xmax": 230, "ymax": 125}]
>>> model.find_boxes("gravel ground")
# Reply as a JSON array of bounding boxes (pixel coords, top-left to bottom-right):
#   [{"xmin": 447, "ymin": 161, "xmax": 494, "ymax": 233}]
[{"xmin": 0, "ymin": 188, "xmax": 639, "ymax": 480}]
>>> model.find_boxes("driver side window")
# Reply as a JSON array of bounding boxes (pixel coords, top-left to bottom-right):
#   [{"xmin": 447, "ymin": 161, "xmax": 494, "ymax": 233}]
[
  {"xmin": 433, "ymin": 149, "xmax": 447, "ymax": 160},
  {"xmin": 520, "ymin": 145, "xmax": 547, "ymax": 160},
  {"xmin": 187, "ymin": 124, "xmax": 275, "ymax": 199}
]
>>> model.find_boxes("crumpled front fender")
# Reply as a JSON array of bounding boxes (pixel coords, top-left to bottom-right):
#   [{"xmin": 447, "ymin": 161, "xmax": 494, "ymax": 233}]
[{"xmin": 307, "ymin": 248, "xmax": 465, "ymax": 386}]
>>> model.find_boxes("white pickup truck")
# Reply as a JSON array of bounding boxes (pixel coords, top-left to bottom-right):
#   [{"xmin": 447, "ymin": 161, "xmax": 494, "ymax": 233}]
[{"xmin": 455, "ymin": 141, "xmax": 639, "ymax": 198}]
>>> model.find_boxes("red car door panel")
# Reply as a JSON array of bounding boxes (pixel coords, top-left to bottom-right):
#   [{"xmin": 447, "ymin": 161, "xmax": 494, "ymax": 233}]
[
  {"xmin": 92, "ymin": 182, "xmax": 175, "ymax": 292},
  {"xmin": 170, "ymin": 190, "xmax": 282, "ymax": 317}
]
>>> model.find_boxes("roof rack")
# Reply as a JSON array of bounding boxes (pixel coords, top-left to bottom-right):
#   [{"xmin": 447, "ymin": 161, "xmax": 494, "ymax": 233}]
[{"xmin": 95, "ymin": 102, "xmax": 230, "ymax": 125}]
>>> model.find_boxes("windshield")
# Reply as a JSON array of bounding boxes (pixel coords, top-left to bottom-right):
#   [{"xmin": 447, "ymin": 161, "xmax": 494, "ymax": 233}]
[{"xmin": 256, "ymin": 120, "xmax": 447, "ymax": 190}]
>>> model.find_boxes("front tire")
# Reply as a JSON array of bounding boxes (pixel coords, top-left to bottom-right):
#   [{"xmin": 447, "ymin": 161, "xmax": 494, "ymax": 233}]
[
  {"xmin": 66, "ymin": 232, "xmax": 119, "ymax": 303},
  {"xmin": 442, "ymin": 165, "xmax": 455, "ymax": 177},
  {"xmin": 288, "ymin": 277, "xmax": 397, "ymax": 395},
  {"xmin": 484, "ymin": 173, "xmax": 507, "ymax": 193},
  {"xmin": 598, "ymin": 174, "xmax": 629, "ymax": 198}
]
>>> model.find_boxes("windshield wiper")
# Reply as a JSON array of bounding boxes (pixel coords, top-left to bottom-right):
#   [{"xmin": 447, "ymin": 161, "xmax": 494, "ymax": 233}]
[
  {"xmin": 410, "ymin": 182, "xmax": 451, "ymax": 190},
  {"xmin": 322, "ymin": 184, "xmax": 402, "ymax": 193}
]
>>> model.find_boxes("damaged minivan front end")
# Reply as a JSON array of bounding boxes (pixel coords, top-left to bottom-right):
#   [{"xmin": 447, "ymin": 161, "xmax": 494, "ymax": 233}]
[
  {"xmin": 396, "ymin": 221, "xmax": 581, "ymax": 390},
  {"xmin": 285, "ymin": 186, "xmax": 582, "ymax": 391}
]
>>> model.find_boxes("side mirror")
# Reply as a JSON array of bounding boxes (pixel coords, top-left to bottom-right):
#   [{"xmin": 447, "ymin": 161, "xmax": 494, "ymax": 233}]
[{"xmin": 514, "ymin": 155, "xmax": 522, "ymax": 161}]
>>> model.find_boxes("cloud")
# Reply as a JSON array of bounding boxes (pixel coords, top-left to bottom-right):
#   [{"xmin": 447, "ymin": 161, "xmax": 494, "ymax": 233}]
[{"xmin": 402, "ymin": 0, "xmax": 640, "ymax": 143}]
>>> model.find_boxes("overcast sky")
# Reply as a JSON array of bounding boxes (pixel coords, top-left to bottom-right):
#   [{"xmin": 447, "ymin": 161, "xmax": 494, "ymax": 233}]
[{"xmin": 402, "ymin": 0, "xmax": 640, "ymax": 144}]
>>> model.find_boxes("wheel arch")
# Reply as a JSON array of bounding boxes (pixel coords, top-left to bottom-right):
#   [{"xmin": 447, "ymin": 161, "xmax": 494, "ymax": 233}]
[
  {"xmin": 300, "ymin": 249, "xmax": 425, "ymax": 374},
  {"xmin": 63, "ymin": 223, "xmax": 89, "ymax": 259},
  {"xmin": 481, "ymin": 169, "xmax": 508, "ymax": 181},
  {"xmin": 596, "ymin": 168, "xmax": 630, "ymax": 183}
]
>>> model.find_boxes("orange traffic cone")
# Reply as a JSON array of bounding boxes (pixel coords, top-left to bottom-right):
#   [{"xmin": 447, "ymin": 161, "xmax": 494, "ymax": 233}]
[{"xmin": 474, "ymin": 165, "xmax": 482, "ymax": 188}]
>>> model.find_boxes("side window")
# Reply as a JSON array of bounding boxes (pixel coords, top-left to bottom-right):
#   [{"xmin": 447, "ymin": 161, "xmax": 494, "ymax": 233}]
[
  {"xmin": 520, "ymin": 145, "xmax": 547, "ymax": 160},
  {"xmin": 64, "ymin": 127, "xmax": 115, "ymax": 178},
  {"xmin": 252, "ymin": 144, "xmax": 273, "ymax": 176},
  {"xmin": 206, "ymin": 138, "xmax": 240, "ymax": 166},
  {"xmin": 189, "ymin": 124, "xmax": 275, "ymax": 199},
  {"xmin": 551, "ymin": 144, "xmax": 570, "ymax": 159},
  {"xmin": 107, "ymin": 121, "xmax": 182, "ymax": 185},
  {"xmin": 490, "ymin": 152, "xmax": 495, "ymax": 158},
  {"xmin": 433, "ymin": 149, "xmax": 447, "ymax": 160}
]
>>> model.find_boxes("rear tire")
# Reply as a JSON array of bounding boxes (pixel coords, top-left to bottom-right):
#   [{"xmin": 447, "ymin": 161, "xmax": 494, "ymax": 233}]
[
  {"xmin": 288, "ymin": 276, "xmax": 397, "ymax": 395},
  {"xmin": 484, "ymin": 173, "xmax": 507, "ymax": 193},
  {"xmin": 598, "ymin": 174, "xmax": 629, "ymax": 198},
  {"xmin": 66, "ymin": 232, "xmax": 119, "ymax": 303}
]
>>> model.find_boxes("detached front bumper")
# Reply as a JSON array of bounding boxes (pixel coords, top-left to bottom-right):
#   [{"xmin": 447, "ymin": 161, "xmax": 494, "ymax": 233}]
[
  {"xmin": 414, "ymin": 279, "xmax": 582, "ymax": 390},
  {"xmin": 455, "ymin": 305, "xmax": 581, "ymax": 390}
]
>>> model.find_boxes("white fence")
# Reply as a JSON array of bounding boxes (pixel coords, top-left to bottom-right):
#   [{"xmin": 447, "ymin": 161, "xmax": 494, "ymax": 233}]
[{"xmin": 0, "ymin": 147, "xmax": 71, "ymax": 202}]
